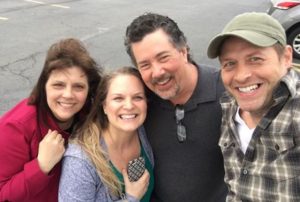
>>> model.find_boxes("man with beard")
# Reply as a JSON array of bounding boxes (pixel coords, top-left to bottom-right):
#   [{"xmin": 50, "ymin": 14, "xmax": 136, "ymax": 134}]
[{"xmin": 124, "ymin": 13, "xmax": 227, "ymax": 202}]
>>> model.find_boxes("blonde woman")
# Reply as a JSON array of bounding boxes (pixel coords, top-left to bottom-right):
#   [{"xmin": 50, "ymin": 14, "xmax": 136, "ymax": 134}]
[{"xmin": 59, "ymin": 67, "xmax": 154, "ymax": 202}]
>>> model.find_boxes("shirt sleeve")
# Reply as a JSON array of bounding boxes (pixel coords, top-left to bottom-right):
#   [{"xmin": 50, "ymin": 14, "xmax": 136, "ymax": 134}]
[
  {"xmin": 0, "ymin": 120, "xmax": 51, "ymax": 201},
  {"xmin": 124, "ymin": 193, "xmax": 140, "ymax": 202},
  {"xmin": 59, "ymin": 146, "xmax": 143, "ymax": 202},
  {"xmin": 58, "ymin": 154, "xmax": 100, "ymax": 202}
]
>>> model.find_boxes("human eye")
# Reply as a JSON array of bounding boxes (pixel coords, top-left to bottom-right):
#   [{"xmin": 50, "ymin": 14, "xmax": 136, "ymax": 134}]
[
  {"xmin": 52, "ymin": 82, "xmax": 64, "ymax": 89},
  {"xmin": 133, "ymin": 95, "xmax": 145, "ymax": 101},
  {"xmin": 73, "ymin": 84, "xmax": 86, "ymax": 91},
  {"xmin": 113, "ymin": 96, "xmax": 123, "ymax": 102},
  {"xmin": 221, "ymin": 60, "xmax": 236, "ymax": 70},
  {"xmin": 138, "ymin": 63, "xmax": 150, "ymax": 70},
  {"xmin": 249, "ymin": 56, "xmax": 263, "ymax": 63},
  {"xmin": 158, "ymin": 55, "xmax": 170, "ymax": 63}
]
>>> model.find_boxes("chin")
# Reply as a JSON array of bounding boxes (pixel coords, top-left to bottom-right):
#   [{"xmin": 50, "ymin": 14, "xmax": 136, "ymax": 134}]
[
  {"xmin": 56, "ymin": 114, "xmax": 74, "ymax": 122},
  {"xmin": 157, "ymin": 92, "xmax": 176, "ymax": 100},
  {"xmin": 239, "ymin": 104, "xmax": 264, "ymax": 113},
  {"xmin": 122, "ymin": 126, "xmax": 140, "ymax": 132}
]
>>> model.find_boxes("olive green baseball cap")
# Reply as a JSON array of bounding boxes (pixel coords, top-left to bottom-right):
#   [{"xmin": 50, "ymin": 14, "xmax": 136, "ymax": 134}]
[{"xmin": 207, "ymin": 12, "xmax": 286, "ymax": 58}]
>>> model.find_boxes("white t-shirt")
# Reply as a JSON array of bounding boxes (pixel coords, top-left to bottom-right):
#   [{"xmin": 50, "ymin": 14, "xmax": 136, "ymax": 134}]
[{"xmin": 234, "ymin": 108, "xmax": 255, "ymax": 154}]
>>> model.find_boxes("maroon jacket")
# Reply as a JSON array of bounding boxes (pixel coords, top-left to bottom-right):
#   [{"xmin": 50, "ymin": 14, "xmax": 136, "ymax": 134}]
[{"xmin": 0, "ymin": 99, "xmax": 70, "ymax": 202}]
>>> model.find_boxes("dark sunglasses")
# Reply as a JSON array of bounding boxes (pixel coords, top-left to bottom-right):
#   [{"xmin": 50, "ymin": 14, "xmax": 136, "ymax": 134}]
[{"xmin": 175, "ymin": 105, "xmax": 186, "ymax": 143}]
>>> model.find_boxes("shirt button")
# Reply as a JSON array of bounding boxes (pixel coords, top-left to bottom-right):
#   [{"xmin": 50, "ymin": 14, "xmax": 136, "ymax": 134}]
[{"xmin": 242, "ymin": 169, "xmax": 248, "ymax": 175}]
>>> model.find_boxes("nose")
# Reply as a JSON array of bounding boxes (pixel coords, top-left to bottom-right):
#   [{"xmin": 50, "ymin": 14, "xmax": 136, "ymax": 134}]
[
  {"xmin": 62, "ymin": 86, "xmax": 74, "ymax": 98},
  {"xmin": 123, "ymin": 98, "xmax": 134, "ymax": 109},
  {"xmin": 234, "ymin": 64, "xmax": 252, "ymax": 83},
  {"xmin": 152, "ymin": 62, "xmax": 165, "ymax": 78}
]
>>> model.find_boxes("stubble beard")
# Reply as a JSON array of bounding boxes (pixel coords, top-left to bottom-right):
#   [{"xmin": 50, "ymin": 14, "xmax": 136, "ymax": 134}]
[{"xmin": 155, "ymin": 83, "xmax": 180, "ymax": 100}]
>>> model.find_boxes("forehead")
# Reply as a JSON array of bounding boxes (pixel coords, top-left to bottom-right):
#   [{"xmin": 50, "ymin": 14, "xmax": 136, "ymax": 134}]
[
  {"xmin": 108, "ymin": 74, "xmax": 143, "ymax": 93},
  {"xmin": 220, "ymin": 37, "xmax": 263, "ymax": 57},
  {"xmin": 48, "ymin": 66, "xmax": 87, "ymax": 80},
  {"xmin": 132, "ymin": 29, "xmax": 174, "ymax": 51}
]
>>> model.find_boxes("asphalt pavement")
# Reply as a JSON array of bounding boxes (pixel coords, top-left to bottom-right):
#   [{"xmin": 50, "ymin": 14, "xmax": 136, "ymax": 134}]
[{"xmin": 0, "ymin": 0, "xmax": 285, "ymax": 115}]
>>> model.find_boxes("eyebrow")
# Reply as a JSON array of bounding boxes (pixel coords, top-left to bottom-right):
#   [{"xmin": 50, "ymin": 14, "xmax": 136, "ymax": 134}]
[
  {"xmin": 50, "ymin": 80, "xmax": 87, "ymax": 86},
  {"xmin": 110, "ymin": 91, "xmax": 145, "ymax": 96},
  {"xmin": 219, "ymin": 56, "xmax": 233, "ymax": 62},
  {"xmin": 220, "ymin": 49, "xmax": 265, "ymax": 60},
  {"xmin": 137, "ymin": 51, "xmax": 171, "ymax": 65},
  {"xmin": 79, "ymin": 73, "xmax": 87, "ymax": 78},
  {"xmin": 73, "ymin": 82, "xmax": 87, "ymax": 86},
  {"xmin": 156, "ymin": 51, "xmax": 169, "ymax": 57}
]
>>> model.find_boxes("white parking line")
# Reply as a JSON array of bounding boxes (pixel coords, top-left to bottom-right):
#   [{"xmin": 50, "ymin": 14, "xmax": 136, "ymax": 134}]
[
  {"xmin": 0, "ymin": 17, "xmax": 9, "ymax": 21},
  {"xmin": 51, "ymin": 4, "xmax": 70, "ymax": 9},
  {"xmin": 24, "ymin": 0, "xmax": 45, "ymax": 4},
  {"xmin": 81, "ymin": 27, "xmax": 110, "ymax": 41},
  {"xmin": 24, "ymin": 0, "xmax": 70, "ymax": 9}
]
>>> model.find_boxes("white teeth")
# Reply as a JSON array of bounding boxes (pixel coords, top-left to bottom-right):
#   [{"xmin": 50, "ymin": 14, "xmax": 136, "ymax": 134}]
[
  {"xmin": 238, "ymin": 84, "xmax": 258, "ymax": 93},
  {"xmin": 157, "ymin": 78, "xmax": 170, "ymax": 85},
  {"xmin": 59, "ymin": 102, "xmax": 74, "ymax": 108},
  {"xmin": 120, "ymin": 114, "xmax": 136, "ymax": 119},
  {"xmin": 153, "ymin": 76, "xmax": 171, "ymax": 85}
]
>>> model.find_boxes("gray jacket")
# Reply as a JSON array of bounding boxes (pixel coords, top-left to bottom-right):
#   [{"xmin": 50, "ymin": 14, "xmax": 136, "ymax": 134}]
[{"xmin": 58, "ymin": 126, "xmax": 154, "ymax": 202}]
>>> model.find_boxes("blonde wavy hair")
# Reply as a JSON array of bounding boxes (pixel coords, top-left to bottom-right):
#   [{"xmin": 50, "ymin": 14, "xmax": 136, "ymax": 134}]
[{"xmin": 70, "ymin": 66, "xmax": 146, "ymax": 197}]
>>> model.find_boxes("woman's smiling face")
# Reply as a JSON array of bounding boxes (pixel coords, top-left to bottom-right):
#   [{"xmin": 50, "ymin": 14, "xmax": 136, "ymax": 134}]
[
  {"xmin": 103, "ymin": 74, "xmax": 147, "ymax": 133},
  {"xmin": 45, "ymin": 66, "xmax": 89, "ymax": 124}
]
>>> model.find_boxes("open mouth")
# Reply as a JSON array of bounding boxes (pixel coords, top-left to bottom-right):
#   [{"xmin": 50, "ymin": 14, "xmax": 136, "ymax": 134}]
[
  {"xmin": 156, "ymin": 77, "xmax": 171, "ymax": 85},
  {"xmin": 58, "ymin": 102, "xmax": 75, "ymax": 108},
  {"xmin": 153, "ymin": 74, "xmax": 172, "ymax": 86},
  {"xmin": 238, "ymin": 84, "xmax": 260, "ymax": 93},
  {"xmin": 120, "ymin": 114, "xmax": 137, "ymax": 120}
]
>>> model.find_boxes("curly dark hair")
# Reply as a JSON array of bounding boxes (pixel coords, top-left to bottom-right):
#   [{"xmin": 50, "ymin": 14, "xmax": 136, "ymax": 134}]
[{"xmin": 124, "ymin": 13, "xmax": 192, "ymax": 66}]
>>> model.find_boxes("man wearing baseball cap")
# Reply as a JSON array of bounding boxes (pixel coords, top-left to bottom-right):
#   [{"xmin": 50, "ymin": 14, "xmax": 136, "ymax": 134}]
[{"xmin": 207, "ymin": 12, "xmax": 300, "ymax": 201}]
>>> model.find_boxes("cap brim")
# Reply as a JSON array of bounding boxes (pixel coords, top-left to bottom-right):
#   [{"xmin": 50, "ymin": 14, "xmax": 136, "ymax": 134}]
[{"xmin": 207, "ymin": 30, "xmax": 278, "ymax": 58}]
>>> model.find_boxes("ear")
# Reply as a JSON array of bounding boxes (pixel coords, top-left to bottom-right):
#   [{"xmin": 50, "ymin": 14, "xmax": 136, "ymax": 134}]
[
  {"xmin": 282, "ymin": 45, "xmax": 293, "ymax": 70},
  {"xmin": 102, "ymin": 102, "xmax": 107, "ymax": 115},
  {"xmin": 180, "ymin": 47, "xmax": 189, "ymax": 63}
]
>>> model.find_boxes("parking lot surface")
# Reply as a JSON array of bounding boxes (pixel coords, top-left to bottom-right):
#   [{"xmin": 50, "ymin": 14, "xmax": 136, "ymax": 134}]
[{"xmin": 0, "ymin": 0, "xmax": 288, "ymax": 115}]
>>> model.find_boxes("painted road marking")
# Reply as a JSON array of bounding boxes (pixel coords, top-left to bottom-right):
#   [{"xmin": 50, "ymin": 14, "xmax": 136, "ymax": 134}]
[
  {"xmin": 0, "ymin": 17, "xmax": 9, "ymax": 20},
  {"xmin": 51, "ymin": 4, "xmax": 70, "ymax": 9},
  {"xmin": 24, "ymin": 0, "xmax": 70, "ymax": 9},
  {"xmin": 24, "ymin": 0, "xmax": 45, "ymax": 4},
  {"xmin": 81, "ymin": 27, "xmax": 110, "ymax": 41}
]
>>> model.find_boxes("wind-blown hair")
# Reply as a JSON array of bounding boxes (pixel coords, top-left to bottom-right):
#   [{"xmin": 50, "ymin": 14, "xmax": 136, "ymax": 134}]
[
  {"xmin": 28, "ymin": 38, "xmax": 102, "ymax": 131},
  {"xmin": 72, "ymin": 66, "xmax": 145, "ymax": 197},
  {"xmin": 124, "ymin": 12, "xmax": 192, "ymax": 66}
]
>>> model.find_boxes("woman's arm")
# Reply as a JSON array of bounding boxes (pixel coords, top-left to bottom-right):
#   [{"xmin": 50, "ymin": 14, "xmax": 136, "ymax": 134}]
[
  {"xmin": 0, "ymin": 121, "xmax": 51, "ymax": 201},
  {"xmin": 59, "ymin": 149, "xmax": 100, "ymax": 202}
]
